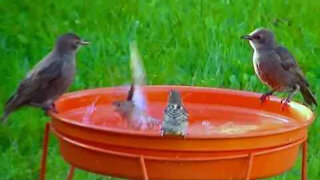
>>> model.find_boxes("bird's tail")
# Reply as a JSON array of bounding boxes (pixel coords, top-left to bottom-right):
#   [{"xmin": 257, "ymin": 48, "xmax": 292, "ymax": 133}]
[
  {"xmin": 1, "ymin": 111, "xmax": 10, "ymax": 124},
  {"xmin": 300, "ymin": 85, "xmax": 317, "ymax": 106},
  {"xmin": 1, "ymin": 94, "xmax": 21, "ymax": 124}
]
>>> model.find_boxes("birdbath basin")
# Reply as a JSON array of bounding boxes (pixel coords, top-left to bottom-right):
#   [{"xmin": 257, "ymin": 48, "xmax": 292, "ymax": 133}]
[{"xmin": 49, "ymin": 86, "xmax": 314, "ymax": 180}]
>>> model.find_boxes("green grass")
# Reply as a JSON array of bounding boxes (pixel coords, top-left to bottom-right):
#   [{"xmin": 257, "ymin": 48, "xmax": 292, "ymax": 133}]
[{"xmin": 0, "ymin": 0, "xmax": 319, "ymax": 179}]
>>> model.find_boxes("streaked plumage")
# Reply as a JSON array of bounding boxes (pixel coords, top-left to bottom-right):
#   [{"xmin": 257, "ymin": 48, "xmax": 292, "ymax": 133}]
[{"xmin": 161, "ymin": 90, "xmax": 189, "ymax": 136}]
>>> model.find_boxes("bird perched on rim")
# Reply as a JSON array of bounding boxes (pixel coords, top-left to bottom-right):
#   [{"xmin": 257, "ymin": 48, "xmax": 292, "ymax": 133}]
[
  {"xmin": 1, "ymin": 33, "xmax": 90, "ymax": 124},
  {"xmin": 241, "ymin": 28, "xmax": 317, "ymax": 110},
  {"xmin": 161, "ymin": 90, "xmax": 189, "ymax": 136},
  {"xmin": 112, "ymin": 84, "xmax": 160, "ymax": 130}
]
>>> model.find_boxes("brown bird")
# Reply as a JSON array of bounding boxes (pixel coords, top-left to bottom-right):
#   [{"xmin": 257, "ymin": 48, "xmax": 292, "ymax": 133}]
[
  {"xmin": 241, "ymin": 28, "xmax": 317, "ymax": 110},
  {"xmin": 1, "ymin": 33, "xmax": 89, "ymax": 124},
  {"xmin": 113, "ymin": 84, "xmax": 160, "ymax": 130}
]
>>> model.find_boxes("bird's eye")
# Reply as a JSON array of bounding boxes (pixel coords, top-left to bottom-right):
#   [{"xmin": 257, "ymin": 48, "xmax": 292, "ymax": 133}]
[
  {"xmin": 254, "ymin": 35, "xmax": 261, "ymax": 40},
  {"xmin": 75, "ymin": 40, "xmax": 80, "ymax": 44}
]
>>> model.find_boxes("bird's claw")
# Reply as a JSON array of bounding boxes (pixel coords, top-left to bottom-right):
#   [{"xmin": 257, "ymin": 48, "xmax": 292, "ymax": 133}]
[
  {"xmin": 44, "ymin": 103, "xmax": 58, "ymax": 115},
  {"xmin": 160, "ymin": 129, "xmax": 164, "ymax": 136},
  {"xmin": 260, "ymin": 93, "xmax": 271, "ymax": 105},
  {"xmin": 281, "ymin": 99, "xmax": 290, "ymax": 112},
  {"xmin": 182, "ymin": 132, "xmax": 187, "ymax": 138},
  {"xmin": 49, "ymin": 103, "xmax": 58, "ymax": 113},
  {"xmin": 51, "ymin": 103, "xmax": 58, "ymax": 112}
]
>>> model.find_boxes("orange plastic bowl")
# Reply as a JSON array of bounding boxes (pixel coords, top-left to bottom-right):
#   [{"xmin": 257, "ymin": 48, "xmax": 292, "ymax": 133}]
[{"xmin": 50, "ymin": 86, "xmax": 314, "ymax": 180}]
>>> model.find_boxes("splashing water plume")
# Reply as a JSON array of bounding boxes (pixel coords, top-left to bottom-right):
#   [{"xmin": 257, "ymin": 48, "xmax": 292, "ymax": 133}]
[
  {"xmin": 109, "ymin": 41, "xmax": 160, "ymax": 131},
  {"xmin": 129, "ymin": 41, "xmax": 147, "ymax": 111},
  {"xmin": 82, "ymin": 96, "xmax": 100, "ymax": 124}
]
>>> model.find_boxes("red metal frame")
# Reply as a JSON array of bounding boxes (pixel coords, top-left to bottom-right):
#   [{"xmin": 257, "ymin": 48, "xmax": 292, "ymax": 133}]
[
  {"xmin": 245, "ymin": 153, "xmax": 254, "ymax": 180},
  {"xmin": 302, "ymin": 140, "xmax": 308, "ymax": 180},
  {"xmin": 67, "ymin": 166, "xmax": 75, "ymax": 180},
  {"xmin": 139, "ymin": 156, "xmax": 149, "ymax": 180},
  {"xmin": 39, "ymin": 122, "xmax": 309, "ymax": 180},
  {"xmin": 39, "ymin": 123, "xmax": 50, "ymax": 180}
]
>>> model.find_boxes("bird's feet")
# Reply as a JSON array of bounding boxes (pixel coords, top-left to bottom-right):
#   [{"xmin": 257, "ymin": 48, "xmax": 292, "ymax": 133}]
[
  {"xmin": 280, "ymin": 98, "xmax": 290, "ymax": 112},
  {"xmin": 260, "ymin": 93, "xmax": 272, "ymax": 105},
  {"xmin": 181, "ymin": 132, "xmax": 187, "ymax": 138},
  {"xmin": 160, "ymin": 128, "xmax": 165, "ymax": 136},
  {"xmin": 44, "ymin": 103, "xmax": 58, "ymax": 115},
  {"xmin": 49, "ymin": 103, "xmax": 58, "ymax": 113},
  {"xmin": 51, "ymin": 103, "xmax": 57, "ymax": 112}
]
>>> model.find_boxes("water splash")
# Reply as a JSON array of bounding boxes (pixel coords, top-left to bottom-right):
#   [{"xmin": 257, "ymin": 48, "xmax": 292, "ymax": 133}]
[
  {"xmin": 130, "ymin": 41, "xmax": 147, "ymax": 111},
  {"xmin": 132, "ymin": 86, "xmax": 146, "ymax": 110},
  {"xmin": 111, "ymin": 41, "xmax": 160, "ymax": 130},
  {"xmin": 82, "ymin": 96, "xmax": 100, "ymax": 124},
  {"xmin": 112, "ymin": 41, "xmax": 161, "ymax": 130}
]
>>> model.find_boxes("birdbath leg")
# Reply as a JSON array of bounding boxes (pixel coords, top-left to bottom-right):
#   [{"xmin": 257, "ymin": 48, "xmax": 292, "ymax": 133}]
[
  {"xmin": 245, "ymin": 153, "xmax": 254, "ymax": 180},
  {"xmin": 66, "ymin": 166, "xmax": 76, "ymax": 180},
  {"xmin": 139, "ymin": 156, "xmax": 149, "ymax": 180},
  {"xmin": 302, "ymin": 140, "xmax": 308, "ymax": 180},
  {"xmin": 40, "ymin": 122, "xmax": 51, "ymax": 180}
]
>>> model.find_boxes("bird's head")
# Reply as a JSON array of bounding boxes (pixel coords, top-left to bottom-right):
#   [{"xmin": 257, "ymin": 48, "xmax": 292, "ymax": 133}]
[
  {"xmin": 241, "ymin": 28, "xmax": 276, "ymax": 50},
  {"xmin": 55, "ymin": 33, "xmax": 90, "ymax": 53},
  {"xmin": 168, "ymin": 90, "xmax": 182, "ymax": 105},
  {"xmin": 112, "ymin": 100, "xmax": 134, "ymax": 116}
]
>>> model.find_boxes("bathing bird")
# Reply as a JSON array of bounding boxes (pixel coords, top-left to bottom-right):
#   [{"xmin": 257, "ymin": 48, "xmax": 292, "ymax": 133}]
[
  {"xmin": 161, "ymin": 90, "xmax": 189, "ymax": 136},
  {"xmin": 113, "ymin": 84, "xmax": 160, "ymax": 130}
]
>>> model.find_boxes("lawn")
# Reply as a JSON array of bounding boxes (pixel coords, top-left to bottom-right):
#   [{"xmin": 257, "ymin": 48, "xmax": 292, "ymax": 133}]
[{"xmin": 0, "ymin": 0, "xmax": 319, "ymax": 179}]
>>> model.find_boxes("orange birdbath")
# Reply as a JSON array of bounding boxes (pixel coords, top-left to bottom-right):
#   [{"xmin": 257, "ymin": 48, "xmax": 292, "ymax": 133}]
[{"xmin": 40, "ymin": 86, "xmax": 315, "ymax": 180}]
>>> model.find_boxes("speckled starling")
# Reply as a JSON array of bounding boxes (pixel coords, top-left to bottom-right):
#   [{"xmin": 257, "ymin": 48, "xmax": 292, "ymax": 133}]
[{"xmin": 161, "ymin": 90, "xmax": 189, "ymax": 136}]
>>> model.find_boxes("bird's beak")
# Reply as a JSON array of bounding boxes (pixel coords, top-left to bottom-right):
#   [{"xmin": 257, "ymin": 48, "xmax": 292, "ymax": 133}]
[
  {"xmin": 241, "ymin": 35, "xmax": 252, "ymax": 40},
  {"xmin": 80, "ymin": 40, "xmax": 90, "ymax": 45}
]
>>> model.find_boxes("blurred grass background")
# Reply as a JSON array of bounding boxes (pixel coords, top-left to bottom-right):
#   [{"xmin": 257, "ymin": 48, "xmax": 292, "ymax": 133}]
[{"xmin": 0, "ymin": 0, "xmax": 319, "ymax": 179}]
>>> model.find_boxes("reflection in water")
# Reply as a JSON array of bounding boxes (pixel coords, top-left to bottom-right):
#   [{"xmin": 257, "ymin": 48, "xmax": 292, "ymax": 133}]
[
  {"xmin": 189, "ymin": 117, "xmax": 294, "ymax": 136},
  {"xmin": 214, "ymin": 122, "xmax": 258, "ymax": 135},
  {"xmin": 189, "ymin": 121, "xmax": 259, "ymax": 135}
]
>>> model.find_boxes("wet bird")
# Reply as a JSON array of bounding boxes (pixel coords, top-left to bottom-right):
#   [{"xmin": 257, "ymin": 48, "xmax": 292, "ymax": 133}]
[
  {"xmin": 161, "ymin": 90, "xmax": 189, "ymax": 136},
  {"xmin": 113, "ymin": 84, "xmax": 159, "ymax": 130},
  {"xmin": 113, "ymin": 41, "xmax": 159, "ymax": 130},
  {"xmin": 241, "ymin": 28, "xmax": 317, "ymax": 110},
  {"xmin": 1, "ymin": 33, "xmax": 90, "ymax": 124}
]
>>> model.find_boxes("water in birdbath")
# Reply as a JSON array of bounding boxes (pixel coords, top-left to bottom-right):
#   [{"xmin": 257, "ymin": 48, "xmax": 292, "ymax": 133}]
[{"xmin": 63, "ymin": 100, "xmax": 298, "ymax": 136}]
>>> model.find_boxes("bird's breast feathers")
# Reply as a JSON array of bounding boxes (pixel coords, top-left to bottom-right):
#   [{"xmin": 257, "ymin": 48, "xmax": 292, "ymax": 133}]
[
  {"xmin": 164, "ymin": 104, "xmax": 188, "ymax": 123},
  {"xmin": 253, "ymin": 54, "xmax": 283, "ymax": 90}
]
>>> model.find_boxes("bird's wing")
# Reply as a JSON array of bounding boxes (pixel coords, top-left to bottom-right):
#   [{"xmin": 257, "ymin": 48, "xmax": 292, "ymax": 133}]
[
  {"xmin": 14, "ymin": 59, "xmax": 64, "ymax": 101},
  {"xmin": 275, "ymin": 46, "xmax": 309, "ymax": 86},
  {"xmin": 36, "ymin": 59, "xmax": 64, "ymax": 85}
]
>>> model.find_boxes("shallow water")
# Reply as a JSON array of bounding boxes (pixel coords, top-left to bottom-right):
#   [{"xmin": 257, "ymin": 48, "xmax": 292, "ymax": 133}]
[{"xmin": 60, "ymin": 102, "xmax": 298, "ymax": 136}]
